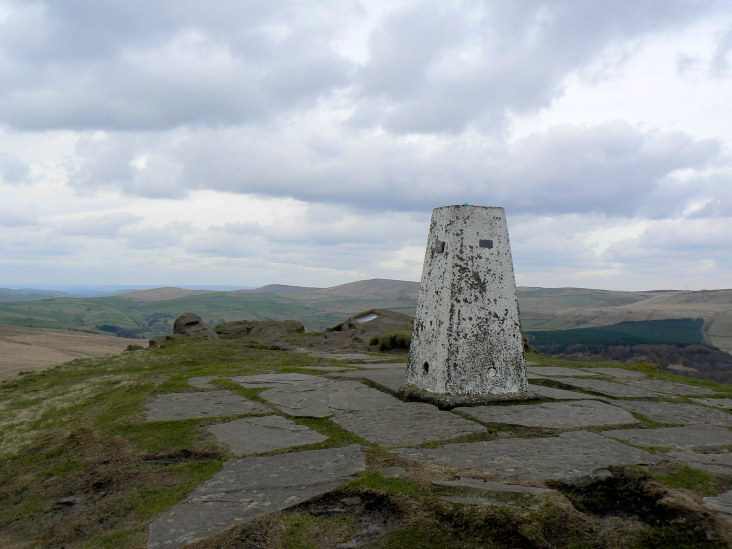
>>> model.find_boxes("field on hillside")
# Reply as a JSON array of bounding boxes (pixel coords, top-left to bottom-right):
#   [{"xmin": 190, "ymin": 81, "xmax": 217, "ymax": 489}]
[{"xmin": 0, "ymin": 325, "xmax": 143, "ymax": 381}]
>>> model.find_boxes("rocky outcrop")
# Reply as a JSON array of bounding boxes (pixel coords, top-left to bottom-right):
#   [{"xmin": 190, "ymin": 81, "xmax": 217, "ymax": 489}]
[
  {"xmin": 214, "ymin": 319, "xmax": 304, "ymax": 339},
  {"xmin": 327, "ymin": 309, "xmax": 413, "ymax": 335},
  {"xmin": 173, "ymin": 313, "xmax": 218, "ymax": 339}
]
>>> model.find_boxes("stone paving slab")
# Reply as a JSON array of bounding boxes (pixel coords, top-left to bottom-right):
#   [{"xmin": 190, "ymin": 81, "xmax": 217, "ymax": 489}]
[
  {"xmin": 624, "ymin": 378, "xmax": 716, "ymax": 396},
  {"xmin": 432, "ymin": 477, "xmax": 551, "ymax": 498},
  {"xmin": 704, "ymin": 490, "xmax": 732, "ymax": 521},
  {"xmin": 528, "ymin": 384, "xmax": 602, "ymax": 400},
  {"xmin": 610, "ymin": 401, "xmax": 732, "ymax": 426},
  {"xmin": 692, "ymin": 398, "xmax": 732, "ymax": 410},
  {"xmin": 260, "ymin": 379, "xmax": 398, "ymax": 417},
  {"xmin": 334, "ymin": 368, "xmax": 406, "ymax": 393},
  {"xmin": 579, "ymin": 367, "xmax": 646, "ymax": 378},
  {"xmin": 188, "ymin": 376, "xmax": 218, "ymax": 389},
  {"xmin": 306, "ymin": 351, "xmax": 392, "ymax": 362},
  {"xmin": 207, "ymin": 415, "xmax": 327, "ymax": 455},
  {"xmin": 602, "ymin": 426, "xmax": 732, "ymax": 450},
  {"xmin": 666, "ymin": 451, "xmax": 732, "ymax": 475},
  {"xmin": 454, "ymin": 400, "xmax": 639, "ymax": 429},
  {"xmin": 396, "ymin": 430, "xmax": 660, "ymax": 481},
  {"xmin": 332, "ymin": 402, "xmax": 486, "ymax": 447},
  {"xmin": 301, "ymin": 366, "xmax": 352, "ymax": 372},
  {"xmin": 549, "ymin": 377, "xmax": 666, "ymax": 398},
  {"xmin": 527, "ymin": 366, "xmax": 593, "ymax": 377},
  {"xmin": 346, "ymin": 362, "xmax": 407, "ymax": 369},
  {"xmin": 232, "ymin": 373, "xmax": 327, "ymax": 387},
  {"xmin": 144, "ymin": 391, "xmax": 269, "ymax": 421},
  {"xmin": 147, "ymin": 445, "xmax": 365, "ymax": 549}
]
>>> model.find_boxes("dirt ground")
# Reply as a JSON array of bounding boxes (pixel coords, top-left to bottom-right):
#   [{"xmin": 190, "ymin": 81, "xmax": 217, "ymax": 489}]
[{"xmin": 0, "ymin": 324, "xmax": 144, "ymax": 381}]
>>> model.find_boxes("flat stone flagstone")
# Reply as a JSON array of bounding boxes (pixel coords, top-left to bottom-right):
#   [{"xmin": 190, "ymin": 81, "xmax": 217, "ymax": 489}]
[
  {"xmin": 232, "ymin": 373, "xmax": 327, "ymax": 387},
  {"xmin": 188, "ymin": 376, "xmax": 218, "ymax": 389},
  {"xmin": 527, "ymin": 366, "xmax": 593, "ymax": 377},
  {"xmin": 346, "ymin": 362, "xmax": 407, "ymax": 369},
  {"xmin": 666, "ymin": 451, "xmax": 732, "ymax": 475},
  {"xmin": 548, "ymin": 377, "xmax": 666, "ymax": 398},
  {"xmin": 454, "ymin": 400, "xmax": 639, "ymax": 429},
  {"xmin": 207, "ymin": 415, "xmax": 327, "ymax": 455},
  {"xmin": 692, "ymin": 398, "xmax": 732, "ymax": 410},
  {"xmin": 601, "ymin": 426, "xmax": 732, "ymax": 450},
  {"xmin": 396, "ymin": 430, "xmax": 661, "ymax": 481},
  {"xmin": 528, "ymin": 383, "xmax": 602, "ymax": 400},
  {"xmin": 610, "ymin": 401, "xmax": 732, "ymax": 426},
  {"xmin": 624, "ymin": 378, "xmax": 715, "ymax": 396},
  {"xmin": 301, "ymin": 365, "xmax": 352, "ymax": 372},
  {"xmin": 146, "ymin": 445, "xmax": 365, "ymax": 549},
  {"xmin": 704, "ymin": 490, "xmax": 732, "ymax": 521},
  {"xmin": 260, "ymin": 379, "xmax": 398, "ymax": 417},
  {"xmin": 255, "ymin": 378, "xmax": 485, "ymax": 446},
  {"xmin": 332, "ymin": 402, "xmax": 486, "ymax": 447},
  {"xmin": 432, "ymin": 477, "xmax": 552, "ymax": 503},
  {"xmin": 334, "ymin": 368, "xmax": 406, "ymax": 393},
  {"xmin": 144, "ymin": 390, "xmax": 269, "ymax": 421},
  {"xmin": 306, "ymin": 351, "xmax": 392, "ymax": 362},
  {"xmin": 579, "ymin": 367, "xmax": 646, "ymax": 378}
]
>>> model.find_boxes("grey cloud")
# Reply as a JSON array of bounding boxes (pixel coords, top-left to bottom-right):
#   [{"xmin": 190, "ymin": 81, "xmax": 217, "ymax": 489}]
[
  {"xmin": 0, "ymin": 205, "xmax": 37, "ymax": 226},
  {"xmin": 68, "ymin": 121, "xmax": 721, "ymax": 219},
  {"xmin": 59, "ymin": 212, "xmax": 142, "ymax": 237},
  {"xmin": 712, "ymin": 26, "xmax": 732, "ymax": 74},
  {"xmin": 0, "ymin": 1, "xmax": 354, "ymax": 130},
  {"xmin": 352, "ymin": 0, "xmax": 724, "ymax": 134},
  {"xmin": 0, "ymin": 152, "xmax": 30, "ymax": 183}
]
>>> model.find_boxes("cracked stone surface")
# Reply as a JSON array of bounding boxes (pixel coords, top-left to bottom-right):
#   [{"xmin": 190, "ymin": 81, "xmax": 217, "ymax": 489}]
[
  {"xmin": 602, "ymin": 426, "xmax": 732, "ymax": 449},
  {"xmin": 396, "ymin": 430, "xmax": 660, "ymax": 481},
  {"xmin": 548, "ymin": 377, "xmax": 665, "ymax": 398},
  {"xmin": 231, "ymin": 373, "xmax": 327, "ymax": 387},
  {"xmin": 207, "ymin": 415, "xmax": 327, "ymax": 455},
  {"xmin": 188, "ymin": 376, "xmax": 218, "ymax": 389},
  {"xmin": 334, "ymin": 368, "xmax": 406, "ymax": 393},
  {"xmin": 147, "ymin": 445, "xmax": 365, "ymax": 549},
  {"xmin": 526, "ymin": 366, "xmax": 591, "ymax": 377},
  {"xmin": 579, "ymin": 367, "xmax": 646, "ymax": 378},
  {"xmin": 258, "ymin": 378, "xmax": 485, "ymax": 446},
  {"xmin": 704, "ymin": 490, "xmax": 732, "ymax": 520},
  {"xmin": 346, "ymin": 362, "xmax": 407, "ymax": 369},
  {"xmin": 332, "ymin": 402, "xmax": 485, "ymax": 447},
  {"xmin": 528, "ymin": 383, "xmax": 602, "ymax": 400},
  {"xmin": 610, "ymin": 401, "xmax": 732, "ymax": 426},
  {"xmin": 260, "ymin": 379, "xmax": 398, "ymax": 417},
  {"xmin": 624, "ymin": 378, "xmax": 716, "ymax": 396},
  {"xmin": 666, "ymin": 451, "xmax": 732, "ymax": 475},
  {"xmin": 692, "ymin": 398, "xmax": 732, "ymax": 410},
  {"xmin": 454, "ymin": 400, "xmax": 639, "ymax": 429},
  {"xmin": 144, "ymin": 390, "xmax": 269, "ymax": 421}
]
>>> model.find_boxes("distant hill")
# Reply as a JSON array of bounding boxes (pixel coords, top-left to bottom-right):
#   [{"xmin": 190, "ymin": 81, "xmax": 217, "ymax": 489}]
[
  {"xmin": 0, "ymin": 280, "xmax": 730, "ymax": 355},
  {"xmin": 0, "ymin": 288, "xmax": 71, "ymax": 303}
]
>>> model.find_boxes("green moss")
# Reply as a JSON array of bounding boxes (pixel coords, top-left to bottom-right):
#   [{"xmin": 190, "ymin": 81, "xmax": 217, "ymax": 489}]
[
  {"xmin": 345, "ymin": 471, "xmax": 437, "ymax": 500},
  {"xmin": 383, "ymin": 523, "xmax": 457, "ymax": 548},
  {"xmin": 654, "ymin": 466, "xmax": 718, "ymax": 495}
]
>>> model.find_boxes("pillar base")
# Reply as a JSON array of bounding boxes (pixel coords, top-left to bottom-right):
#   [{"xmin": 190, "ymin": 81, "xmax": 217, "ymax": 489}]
[{"xmin": 398, "ymin": 385, "xmax": 537, "ymax": 410}]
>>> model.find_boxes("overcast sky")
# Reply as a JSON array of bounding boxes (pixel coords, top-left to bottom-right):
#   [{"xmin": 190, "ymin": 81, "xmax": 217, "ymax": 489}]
[{"xmin": 1, "ymin": 0, "xmax": 731, "ymax": 290}]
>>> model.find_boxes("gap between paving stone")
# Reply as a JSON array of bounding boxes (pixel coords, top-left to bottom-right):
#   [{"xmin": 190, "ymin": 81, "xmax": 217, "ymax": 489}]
[
  {"xmin": 623, "ymin": 378, "xmax": 719, "ymax": 397},
  {"xmin": 692, "ymin": 398, "xmax": 732, "ymax": 410},
  {"xmin": 396, "ymin": 430, "xmax": 661, "ymax": 482},
  {"xmin": 144, "ymin": 390, "xmax": 269, "ymax": 421},
  {"xmin": 609, "ymin": 400, "xmax": 732, "ymax": 426},
  {"xmin": 454, "ymin": 400, "xmax": 639, "ymax": 429},
  {"xmin": 601, "ymin": 426, "xmax": 732, "ymax": 450},
  {"xmin": 578, "ymin": 367, "xmax": 647, "ymax": 378},
  {"xmin": 251, "ymin": 377, "xmax": 486, "ymax": 446},
  {"xmin": 147, "ymin": 445, "xmax": 365, "ymax": 549},
  {"xmin": 545, "ymin": 377, "xmax": 667, "ymax": 398},
  {"xmin": 207, "ymin": 415, "xmax": 327, "ymax": 455},
  {"xmin": 527, "ymin": 383, "xmax": 603, "ymax": 400},
  {"xmin": 665, "ymin": 451, "xmax": 732, "ymax": 475},
  {"xmin": 526, "ymin": 366, "xmax": 599, "ymax": 377},
  {"xmin": 188, "ymin": 376, "xmax": 218, "ymax": 389}
]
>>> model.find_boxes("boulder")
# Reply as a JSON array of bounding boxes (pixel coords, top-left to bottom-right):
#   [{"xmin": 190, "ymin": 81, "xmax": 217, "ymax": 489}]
[
  {"xmin": 214, "ymin": 319, "xmax": 305, "ymax": 339},
  {"xmin": 173, "ymin": 313, "xmax": 218, "ymax": 339},
  {"xmin": 327, "ymin": 309, "xmax": 413, "ymax": 335}
]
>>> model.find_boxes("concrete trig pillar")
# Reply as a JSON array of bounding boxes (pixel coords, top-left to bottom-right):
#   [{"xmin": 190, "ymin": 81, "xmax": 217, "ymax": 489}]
[{"xmin": 401, "ymin": 205, "xmax": 530, "ymax": 407}]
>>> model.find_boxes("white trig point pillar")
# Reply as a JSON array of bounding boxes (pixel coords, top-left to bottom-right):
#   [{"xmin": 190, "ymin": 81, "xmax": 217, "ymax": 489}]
[{"xmin": 401, "ymin": 205, "xmax": 530, "ymax": 408}]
